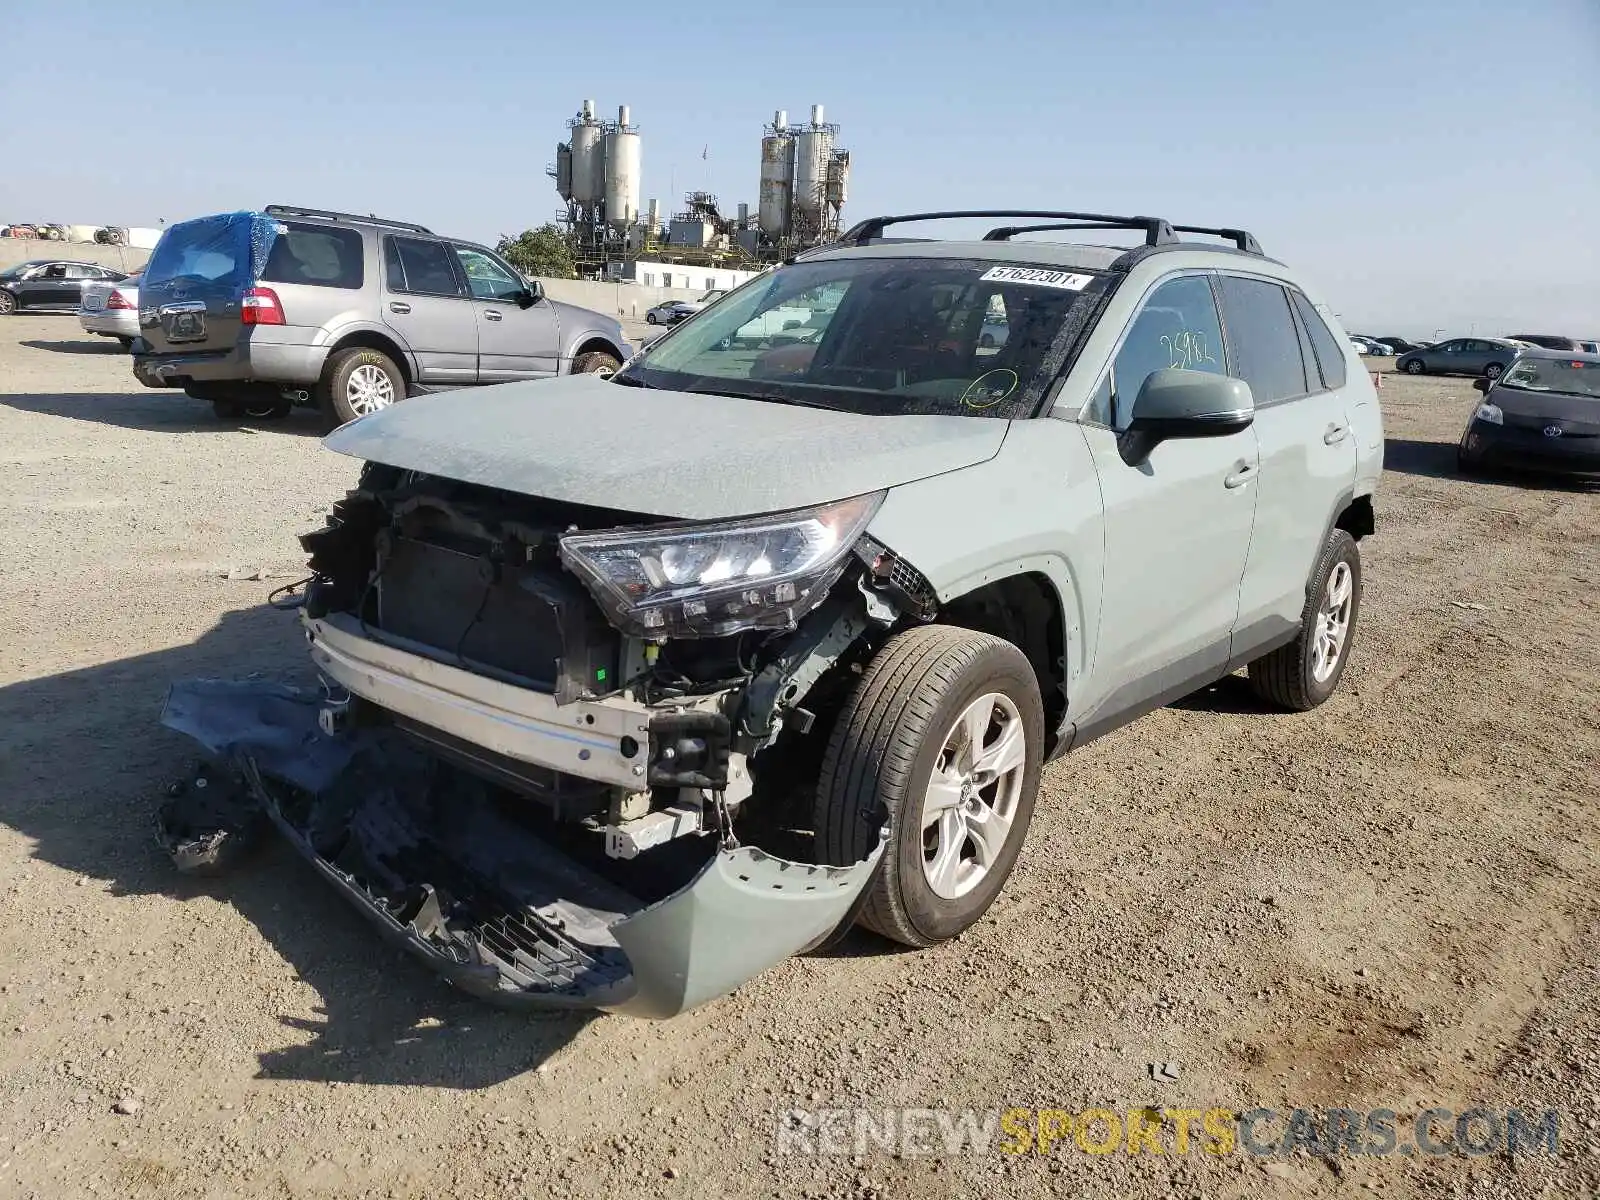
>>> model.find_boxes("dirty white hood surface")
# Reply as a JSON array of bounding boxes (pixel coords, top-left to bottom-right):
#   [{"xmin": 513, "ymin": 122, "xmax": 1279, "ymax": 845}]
[{"xmin": 323, "ymin": 374, "xmax": 1008, "ymax": 519}]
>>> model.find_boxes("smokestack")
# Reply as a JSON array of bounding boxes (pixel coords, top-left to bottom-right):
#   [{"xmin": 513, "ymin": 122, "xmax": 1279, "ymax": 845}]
[
  {"xmin": 618, "ymin": 104, "xmax": 630, "ymax": 127},
  {"xmin": 581, "ymin": 99, "xmax": 594, "ymax": 120},
  {"xmin": 774, "ymin": 109, "xmax": 787, "ymax": 130},
  {"xmin": 811, "ymin": 104, "xmax": 825, "ymax": 126}
]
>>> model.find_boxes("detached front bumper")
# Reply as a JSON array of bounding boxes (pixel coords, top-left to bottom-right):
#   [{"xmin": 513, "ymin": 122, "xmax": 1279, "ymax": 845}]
[
  {"xmin": 1463, "ymin": 422, "xmax": 1600, "ymax": 478},
  {"xmin": 158, "ymin": 676, "xmax": 882, "ymax": 1019}
]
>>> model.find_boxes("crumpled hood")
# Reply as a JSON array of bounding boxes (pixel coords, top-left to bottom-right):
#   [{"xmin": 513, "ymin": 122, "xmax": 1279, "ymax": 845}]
[{"xmin": 323, "ymin": 374, "xmax": 1008, "ymax": 520}]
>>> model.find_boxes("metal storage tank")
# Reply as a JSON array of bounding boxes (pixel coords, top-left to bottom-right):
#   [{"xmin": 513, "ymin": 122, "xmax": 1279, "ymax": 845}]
[
  {"xmin": 555, "ymin": 143, "xmax": 573, "ymax": 201},
  {"xmin": 792, "ymin": 104, "xmax": 833, "ymax": 221},
  {"xmin": 605, "ymin": 104, "xmax": 641, "ymax": 228},
  {"xmin": 569, "ymin": 99, "xmax": 604, "ymax": 206},
  {"xmin": 758, "ymin": 109, "xmax": 794, "ymax": 237},
  {"xmin": 825, "ymin": 150, "xmax": 850, "ymax": 209}
]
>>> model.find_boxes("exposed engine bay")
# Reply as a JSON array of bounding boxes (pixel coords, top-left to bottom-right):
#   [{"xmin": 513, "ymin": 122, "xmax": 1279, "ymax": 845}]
[{"xmin": 158, "ymin": 464, "xmax": 937, "ymax": 1014}]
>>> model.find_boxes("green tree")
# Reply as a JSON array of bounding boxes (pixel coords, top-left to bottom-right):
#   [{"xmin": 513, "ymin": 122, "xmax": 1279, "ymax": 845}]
[{"xmin": 495, "ymin": 224, "xmax": 576, "ymax": 279}]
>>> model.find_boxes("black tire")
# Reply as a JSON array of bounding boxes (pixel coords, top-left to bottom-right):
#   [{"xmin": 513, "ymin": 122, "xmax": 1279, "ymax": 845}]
[
  {"xmin": 0, "ymin": 290, "xmax": 15, "ymax": 315},
  {"xmin": 646, "ymin": 312, "xmax": 659, "ymax": 325},
  {"xmin": 1484, "ymin": 361, "xmax": 1506, "ymax": 380},
  {"xmin": 1404, "ymin": 358, "xmax": 1425, "ymax": 375},
  {"xmin": 1247, "ymin": 529, "xmax": 1362, "ymax": 711},
  {"xmin": 813, "ymin": 625, "xmax": 1044, "ymax": 948},
  {"xmin": 572, "ymin": 350, "xmax": 622, "ymax": 377},
  {"xmin": 116, "ymin": 336, "xmax": 133, "ymax": 351},
  {"xmin": 319, "ymin": 347, "xmax": 403, "ymax": 427},
  {"xmin": 1457, "ymin": 447, "xmax": 1479, "ymax": 476},
  {"xmin": 212, "ymin": 398, "xmax": 245, "ymax": 420}
]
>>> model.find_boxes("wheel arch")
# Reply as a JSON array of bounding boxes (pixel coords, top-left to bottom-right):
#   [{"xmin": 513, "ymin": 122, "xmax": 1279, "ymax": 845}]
[
  {"xmin": 568, "ymin": 334, "xmax": 625, "ymax": 369},
  {"xmin": 326, "ymin": 327, "xmax": 415, "ymax": 389}
]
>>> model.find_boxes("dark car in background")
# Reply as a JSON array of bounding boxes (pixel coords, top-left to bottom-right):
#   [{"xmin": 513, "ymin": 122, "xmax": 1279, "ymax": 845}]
[
  {"xmin": 0, "ymin": 260, "xmax": 130, "ymax": 314},
  {"xmin": 1458, "ymin": 349, "xmax": 1600, "ymax": 479},
  {"xmin": 1506, "ymin": 333, "xmax": 1581, "ymax": 352},
  {"xmin": 1369, "ymin": 335, "xmax": 1421, "ymax": 355},
  {"xmin": 1396, "ymin": 337, "xmax": 1520, "ymax": 380}
]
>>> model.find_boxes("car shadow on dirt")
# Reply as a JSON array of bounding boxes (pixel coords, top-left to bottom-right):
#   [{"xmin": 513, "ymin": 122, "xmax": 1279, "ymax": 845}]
[
  {"xmin": 1168, "ymin": 672, "xmax": 1283, "ymax": 716},
  {"xmin": 0, "ymin": 389, "xmax": 326, "ymax": 436},
  {"xmin": 1385, "ymin": 436, "xmax": 1599, "ymax": 491},
  {"xmin": 0, "ymin": 603, "xmax": 590, "ymax": 1089},
  {"xmin": 20, "ymin": 338, "xmax": 128, "ymax": 355}
]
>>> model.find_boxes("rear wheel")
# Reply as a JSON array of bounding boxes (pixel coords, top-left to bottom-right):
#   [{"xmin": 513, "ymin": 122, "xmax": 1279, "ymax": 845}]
[
  {"xmin": 1247, "ymin": 529, "xmax": 1362, "ymax": 711},
  {"xmin": 572, "ymin": 350, "xmax": 621, "ymax": 378},
  {"xmin": 320, "ymin": 347, "xmax": 403, "ymax": 426},
  {"xmin": 813, "ymin": 625, "xmax": 1043, "ymax": 948},
  {"xmin": 1484, "ymin": 361, "xmax": 1506, "ymax": 380},
  {"xmin": 212, "ymin": 396, "xmax": 291, "ymax": 421}
]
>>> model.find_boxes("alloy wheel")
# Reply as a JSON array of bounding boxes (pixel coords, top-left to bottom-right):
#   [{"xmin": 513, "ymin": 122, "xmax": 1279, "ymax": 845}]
[
  {"xmin": 1311, "ymin": 561, "xmax": 1354, "ymax": 683},
  {"xmin": 920, "ymin": 693, "xmax": 1027, "ymax": 900},
  {"xmin": 346, "ymin": 364, "xmax": 396, "ymax": 415}
]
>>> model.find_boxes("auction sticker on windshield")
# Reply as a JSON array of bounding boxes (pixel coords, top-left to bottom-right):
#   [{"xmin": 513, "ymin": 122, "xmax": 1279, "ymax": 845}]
[{"xmin": 980, "ymin": 266, "xmax": 1094, "ymax": 290}]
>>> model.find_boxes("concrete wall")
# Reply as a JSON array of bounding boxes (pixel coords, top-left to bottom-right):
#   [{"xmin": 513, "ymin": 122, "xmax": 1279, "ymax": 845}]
[
  {"xmin": 0, "ymin": 239, "xmax": 150, "ymax": 274},
  {"xmin": 536, "ymin": 277, "xmax": 710, "ymax": 321}
]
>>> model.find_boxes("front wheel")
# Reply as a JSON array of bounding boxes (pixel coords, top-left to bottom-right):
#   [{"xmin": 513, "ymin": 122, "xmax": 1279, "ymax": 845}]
[
  {"xmin": 1247, "ymin": 529, "xmax": 1362, "ymax": 711},
  {"xmin": 813, "ymin": 625, "xmax": 1044, "ymax": 948},
  {"xmin": 320, "ymin": 347, "xmax": 403, "ymax": 426},
  {"xmin": 1404, "ymin": 359, "xmax": 1425, "ymax": 375},
  {"xmin": 572, "ymin": 350, "xmax": 621, "ymax": 378},
  {"xmin": 646, "ymin": 312, "xmax": 659, "ymax": 325},
  {"xmin": 0, "ymin": 290, "xmax": 15, "ymax": 315}
]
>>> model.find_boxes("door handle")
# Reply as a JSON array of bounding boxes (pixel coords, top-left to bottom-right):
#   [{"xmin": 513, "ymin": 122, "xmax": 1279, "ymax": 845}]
[
  {"xmin": 1323, "ymin": 422, "xmax": 1348, "ymax": 445},
  {"xmin": 389, "ymin": 301, "xmax": 411, "ymax": 315},
  {"xmin": 484, "ymin": 309, "xmax": 503, "ymax": 322},
  {"xmin": 1224, "ymin": 461, "xmax": 1259, "ymax": 489}
]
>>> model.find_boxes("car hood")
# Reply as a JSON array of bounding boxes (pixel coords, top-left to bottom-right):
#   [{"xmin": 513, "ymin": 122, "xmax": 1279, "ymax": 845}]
[
  {"xmin": 323, "ymin": 374, "xmax": 1008, "ymax": 520},
  {"xmin": 1493, "ymin": 387, "xmax": 1600, "ymax": 424}
]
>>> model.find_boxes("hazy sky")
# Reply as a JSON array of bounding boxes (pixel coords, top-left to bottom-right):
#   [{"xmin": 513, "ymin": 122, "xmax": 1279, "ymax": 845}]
[{"xmin": 2, "ymin": 0, "xmax": 1596, "ymax": 337}]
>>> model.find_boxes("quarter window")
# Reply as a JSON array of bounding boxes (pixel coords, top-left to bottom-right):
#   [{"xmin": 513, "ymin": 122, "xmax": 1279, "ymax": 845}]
[
  {"xmin": 261, "ymin": 222, "xmax": 364, "ymax": 289},
  {"xmin": 1290, "ymin": 290, "xmax": 1347, "ymax": 390},
  {"xmin": 1110, "ymin": 275, "xmax": 1225, "ymax": 429},
  {"xmin": 1216, "ymin": 275, "xmax": 1309, "ymax": 404},
  {"xmin": 385, "ymin": 236, "xmax": 464, "ymax": 298}
]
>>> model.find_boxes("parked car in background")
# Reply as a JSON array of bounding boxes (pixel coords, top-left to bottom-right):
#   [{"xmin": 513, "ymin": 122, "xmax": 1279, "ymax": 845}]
[
  {"xmin": 1458, "ymin": 349, "xmax": 1600, "ymax": 479},
  {"xmin": 645, "ymin": 299, "xmax": 695, "ymax": 325},
  {"xmin": 1350, "ymin": 337, "xmax": 1391, "ymax": 356},
  {"xmin": 0, "ymin": 260, "xmax": 130, "ymax": 314},
  {"xmin": 1505, "ymin": 333, "xmax": 1581, "ymax": 352},
  {"xmin": 1579, "ymin": 340, "xmax": 1599, "ymax": 354},
  {"xmin": 1395, "ymin": 337, "xmax": 1520, "ymax": 379},
  {"xmin": 78, "ymin": 274, "xmax": 140, "ymax": 348},
  {"xmin": 1371, "ymin": 335, "xmax": 1420, "ymax": 354},
  {"xmin": 132, "ymin": 205, "xmax": 630, "ymax": 425}
]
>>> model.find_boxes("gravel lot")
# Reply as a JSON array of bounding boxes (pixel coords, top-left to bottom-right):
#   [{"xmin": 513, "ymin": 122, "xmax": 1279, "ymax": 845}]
[{"xmin": 1, "ymin": 314, "xmax": 1597, "ymax": 1199}]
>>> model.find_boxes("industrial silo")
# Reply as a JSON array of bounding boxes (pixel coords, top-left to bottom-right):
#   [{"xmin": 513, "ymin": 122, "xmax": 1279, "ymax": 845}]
[
  {"xmin": 554, "ymin": 143, "xmax": 573, "ymax": 201},
  {"xmin": 569, "ymin": 100, "xmax": 604, "ymax": 210},
  {"xmin": 605, "ymin": 104, "xmax": 641, "ymax": 228},
  {"xmin": 825, "ymin": 150, "xmax": 850, "ymax": 210},
  {"xmin": 792, "ymin": 105, "xmax": 833, "ymax": 224},
  {"xmin": 758, "ymin": 110, "xmax": 794, "ymax": 237}
]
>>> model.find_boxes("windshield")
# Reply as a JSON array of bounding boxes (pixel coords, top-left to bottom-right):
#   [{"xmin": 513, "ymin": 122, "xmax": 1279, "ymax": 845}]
[
  {"xmin": 1500, "ymin": 357, "xmax": 1600, "ymax": 399},
  {"xmin": 616, "ymin": 256, "xmax": 1110, "ymax": 418}
]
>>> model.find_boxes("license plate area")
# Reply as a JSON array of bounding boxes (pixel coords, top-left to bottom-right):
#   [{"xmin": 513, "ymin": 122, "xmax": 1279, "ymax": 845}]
[{"xmin": 162, "ymin": 303, "xmax": 207, "ymax": 343}]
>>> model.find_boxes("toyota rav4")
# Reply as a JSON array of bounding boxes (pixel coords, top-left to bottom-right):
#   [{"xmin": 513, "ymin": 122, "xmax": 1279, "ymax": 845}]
[{"xmin": 162, "ymin": 209, "xmax": 1384, "ymax": 1019}]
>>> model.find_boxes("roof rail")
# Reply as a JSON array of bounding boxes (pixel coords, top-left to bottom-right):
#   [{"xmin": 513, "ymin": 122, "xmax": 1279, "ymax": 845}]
[
  {"xmin": 1170, "ymin": 224, "xmax": 1262, "ymax": 255},
  {"xmin": 834, "ymin": 210, "xmax": 1264, "ymax": 256},
  {"xmin": 837, "ymin": 210, "xmax": 1178, "ymax": 249},
  {"xmin": 264, "ymin": 204, "xmax": 433, "ymax": 235}
]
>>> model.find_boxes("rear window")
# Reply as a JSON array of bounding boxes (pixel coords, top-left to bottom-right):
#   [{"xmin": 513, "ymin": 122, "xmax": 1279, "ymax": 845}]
[
  {"xmin": 1216, "ymin": 275, "xmax": 1310, "ymax": 404},
  {"xmin": 143, "ymin": 213, "xmax": 250, "ymax": 289},
  {"xmin": 260, "ymin": 222, "xmax": 364, "ymax": 289}
]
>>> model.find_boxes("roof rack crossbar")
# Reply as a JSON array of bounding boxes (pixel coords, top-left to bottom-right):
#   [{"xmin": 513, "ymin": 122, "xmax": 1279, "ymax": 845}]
[
  {"xmin": 983, "ymin": 221, "xmax": 1151, "ymax": 241},
  {"xmin": 1169, "ymin": 224, "xmax": 1262, "ymax": 255},
  {"xmin": 837, "ymin": 210, "xmax": 1178, "ymax": 248},
  {"xmin": 264, "ymin": 204, "xmax": 433, "ymax": 235}
]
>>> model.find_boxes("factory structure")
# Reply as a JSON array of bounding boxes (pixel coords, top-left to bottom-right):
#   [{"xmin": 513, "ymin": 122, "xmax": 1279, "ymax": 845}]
[{"xmin": 550, "ymin": 101, "xmax": 852, "ymax": 280}]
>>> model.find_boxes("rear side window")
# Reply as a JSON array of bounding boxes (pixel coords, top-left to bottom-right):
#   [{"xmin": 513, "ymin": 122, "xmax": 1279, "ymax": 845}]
[
  {"xmin": 260, "ymin": 222, "xmax": 364, "ymax": 289},
  {"xmin": 1290, "ymin": 290, "xmax": 1347, "ymax": 390},
  {"xmin": 385, "ymin": 236, "xmax": 464, "ymax": 297},
  {"xmin": 1216, "ymin": 276, "xmax": 1309, "ymax": 404}
]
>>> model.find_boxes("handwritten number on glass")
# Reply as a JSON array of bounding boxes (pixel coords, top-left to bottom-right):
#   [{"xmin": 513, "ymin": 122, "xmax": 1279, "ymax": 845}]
[{"xmin": 1161, "ymin": 330, "xmax": 1217, "ymax": 371}]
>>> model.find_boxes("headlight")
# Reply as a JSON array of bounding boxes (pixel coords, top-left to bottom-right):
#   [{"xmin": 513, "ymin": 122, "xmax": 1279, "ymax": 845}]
[
  {"xmin": 1474, "ymin": 402, "xmax": 1503, "ymax": 425},
  {"xmin": 559, "ymin": 492, "xmax": 884, "ymax": 639}
]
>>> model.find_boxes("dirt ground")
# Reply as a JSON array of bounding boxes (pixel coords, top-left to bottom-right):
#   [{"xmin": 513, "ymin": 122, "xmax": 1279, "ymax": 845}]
[{"xmin": 1, "ymin": 315, "xmax": 1596, "ymax": 1200}]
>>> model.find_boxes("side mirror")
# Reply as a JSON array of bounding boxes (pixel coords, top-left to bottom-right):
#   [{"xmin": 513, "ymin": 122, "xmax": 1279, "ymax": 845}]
[
  {"xmin": 1472, "ymin": 377, "xmax": 1492, "ymax": 393},
  {"xmin": 519, "ymin": 281, "xmax": 543, "ymax": 308},
  {"xmin": 1119, "ymin": 369, "xmax": 1254, "ymax": 466}
]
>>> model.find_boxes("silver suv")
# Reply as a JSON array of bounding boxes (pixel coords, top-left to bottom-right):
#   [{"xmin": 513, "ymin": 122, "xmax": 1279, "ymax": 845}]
[
  {"xmin": 162, "ymin": 209, "xmax": 1383, "ymax": 1018},
  {"xmin": 132, "ymin": 205, "xmax": 629, "ymax": 425}
]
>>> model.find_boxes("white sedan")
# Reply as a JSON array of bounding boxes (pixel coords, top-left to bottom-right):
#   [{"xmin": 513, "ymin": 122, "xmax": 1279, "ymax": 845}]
[{"xmin": 78, "ymin": 274, "xmax": 140, "ymax": 349}]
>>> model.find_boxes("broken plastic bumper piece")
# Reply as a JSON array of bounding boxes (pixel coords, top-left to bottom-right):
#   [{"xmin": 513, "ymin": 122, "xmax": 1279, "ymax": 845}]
[{"xmin": 158, "ymin": 680, "xmax": 882, "ymax": 1018}]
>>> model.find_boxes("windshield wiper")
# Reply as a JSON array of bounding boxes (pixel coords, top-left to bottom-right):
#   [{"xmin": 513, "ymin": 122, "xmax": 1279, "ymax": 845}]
[{"xmin": 609, "ymin": 374, "xmax": 654, "ymax": 388}]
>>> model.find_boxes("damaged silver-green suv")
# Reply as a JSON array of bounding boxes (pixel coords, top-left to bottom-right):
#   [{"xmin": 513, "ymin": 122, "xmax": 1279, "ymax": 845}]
[{"xmin": 163, "ymin": 210, "xmax": 1384, "ymax": 1018}]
